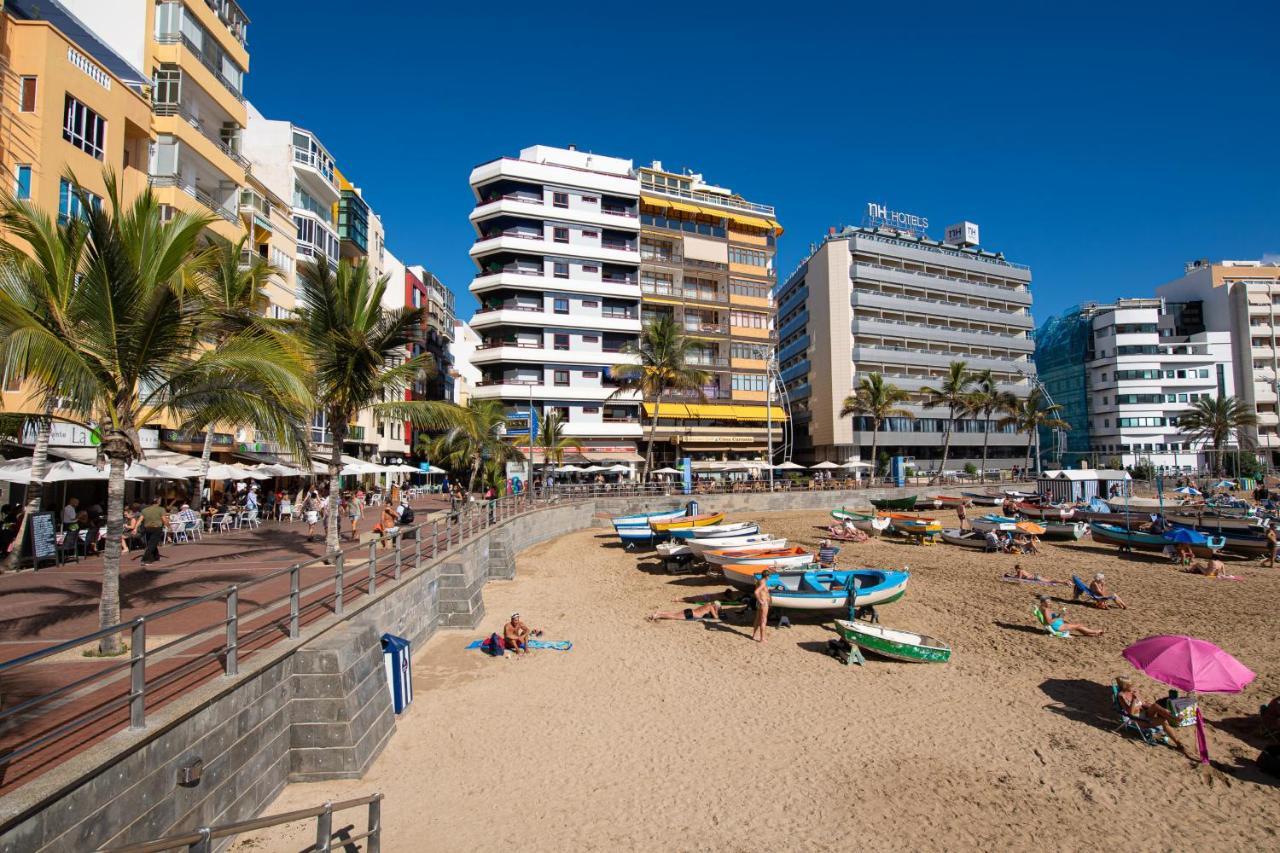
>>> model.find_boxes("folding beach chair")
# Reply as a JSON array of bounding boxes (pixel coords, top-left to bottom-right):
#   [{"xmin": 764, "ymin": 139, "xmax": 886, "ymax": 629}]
[
  {"xmin": 1112, "ymin": 682, "xmax": 1171, "ymax": 746},
  {"xmin": 1032, "ymin": 606, "xmax": 1070, "ymax": 638},
  {"xmin": 1071, "ymin": 575, "xmax": 1116, "ymax": 607}
]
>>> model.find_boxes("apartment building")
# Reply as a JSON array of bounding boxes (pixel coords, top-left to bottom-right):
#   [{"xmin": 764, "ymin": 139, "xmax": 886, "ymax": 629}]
[
  {"xmin": 636, "ymin": 163, "xmax": 784, "ymax": 464},
  {"xmin": 468, "ymin": 145, "xmax": 645, "ymax": 467},
  {"xmin": 336, "ymin": 171, "xmax": 385, "ymax": 278},
  {"xmin": 1156, "ymin": 259, "xmax": 1280, "ymax": 463},
  {"xmin": 776, "ymin": 217, "xmax": 1035, "ymax": 471},
  {"xmin": 409, "ymin": 264, "xmax": 456, "ymax": 404},
  {"xmin": 450, "ymin": 321, "xmax": 482, "ymax": 406},
  {"xmin": 64, "ymin": 0, "xmax": 251, "ymax": 239},
  {"xmin": 238, "ymin": 171, "xmax": 297, "ymax": 316}
]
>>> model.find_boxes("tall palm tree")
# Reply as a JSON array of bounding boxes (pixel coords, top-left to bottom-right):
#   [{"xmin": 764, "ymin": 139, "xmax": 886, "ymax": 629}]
[
  {"xmin": 839, "ymin": 373, "xmax": 913, "ymax": 480},
  {"xmin": 610, "ymin": 317, "xmax": 709, "ymax": 474},
  {"xmin": 966, "ymin": 369, "xmax": 1017, "ymax": 483},
  {"xmin": 292, "ymin": 256, "xmax": 467, "ymax": 554},
  {"xmin": 513, "ymin": 410, "xmax": 580, "ymax": 482},
  {"xmin": 920, "ymin": 361, "xmax": 975, "ymax": 484},
  {"xmin": 1178, "ymin": 395, "xmax": 1257, "ymax": 476},
  {"xmin": 190, "ymin": 235, "xmax": 278, "ymax": 510},
  {"xmin": 0, "ymin": 186, "xmax": 90, "ymax": 568},
  {"xmin": 998, "ymin": 388, "xmax": 1070, "ymax": 475},
  {"xmin": 427, "ymin": 399, "xmax": 522, "ymax": 493},
  {"xmin": 0, "ymin": 174, "xmax": 311, "ymax": 652}
]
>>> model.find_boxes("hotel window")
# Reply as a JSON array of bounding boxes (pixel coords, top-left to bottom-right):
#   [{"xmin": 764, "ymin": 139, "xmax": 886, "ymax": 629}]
[
  {"xmin": 731, "ymin": 374, "xmax": 767, "ymax": 392},
  {"xmin": 583, "ymin": 300, "xmax": 599, "ymax": 308},
  {"xmin": 729, "ymin": 247, "xmax": 767, "ymax": 267},
  {"xmin": 583, "ymin": 405, "xmax": 600, "ymax": 413},
  {"xmin": 553, "ymin": 227, "xmax": 569, "ymax": 243},
  {"xmin": 731, "ymin": 343, "xmax": 762, "ymax": 360},
  {"xmin": 581, "ymin": 195, "xmax": 597, "ymax": 203},
  {"xmin": 730, "ymin": 280, "xmax": 770, "ymax": 299},
  {"xmin": 63, "ymin": 96, "xmax": 106, "ymax": 160},
  {"xmin": 553, "ymin": 298, "xmax": 569, "ymax": 314},
  {"xmin": 58, "ymin": 178, "xmax": 100, "ymax": 225},
  {"xmin": 583, "ymin": 370, "xmax": 599, "ymax": 378},
  {"xmin": 552, "ymin": 192, "xmax": 568, "ymax": 208},
  {"xmin": 553, "ymin": 261, "xmax": 569, "ymax": 279},
  {"xmin": 731, "ymin": 310, "xmax": 767, "ymax": 329},
  {"xmin": 582, "ymin": 230, "xmax": 598, "ymax": 238},
  {"xmin": 583, "ymin": 335, "xmax": 599, "ymax": 344},
  {"xmin": 20, "ymin": 77, "xmax": 37, "ymax": 112},
  {"xmin": 553, "ymin": 334, "xmax": 569, "ymax": 351},
  {"xmin": 582, "ymin": 264, "xmax": 599, "ymax": 273},
  {"xmin": 153, "ymin": 65, "xmax": 181, "ymax": 106},
  {"xmin": 13, "ymin": 165, "xmax": 32, "ymax": 200},
  {"xmin": 554, "ymin": 370, "xmax": 570, "ymax": 386}
]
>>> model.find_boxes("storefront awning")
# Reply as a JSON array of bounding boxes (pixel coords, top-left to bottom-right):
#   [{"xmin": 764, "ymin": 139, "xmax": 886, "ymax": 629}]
[
  {"xmin": 644, "ymin": 402, "xmax": 690, "ymax": 417},
  {"xmin": 731, "ymin": 405, "xmax": 788, "ymax": 421}
]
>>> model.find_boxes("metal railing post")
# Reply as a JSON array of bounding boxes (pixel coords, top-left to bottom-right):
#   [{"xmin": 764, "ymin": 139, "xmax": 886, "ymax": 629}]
[
  {"xmin": 129, "ymin": 619, "xmax": 146, "ymax": 730},
  {"xmin": 289, "ymin": 565, "xmax": 300, "ymax": 639},
  {"xmin": 413, "ymin": 533, "xmax": 421, "ymax": 572},
  {"xmin": 367, "ymin": 797, "xmax": 382, "ymax": 853},
  {"xmin": 394, "ymin": 534, "xmax": 402, "ymax": 581},
  {"xmin": 432, "ymin": 519, "xmax": 440, "ymax": 557},
  {"xmin": 225, "ymin": 586, "xmax": 239, "ymax": 677},
  {"xmin": 334, "ymin": 552, "xmax": 345, "ymax": 617},
  {"xmin": 368, "ymin": 541, "xmax": 378, "ymax": 595},
  {"xmin": 316, "ymin": 802, "xmax": 333, "ymax": 853},
  {"xmin": 190, "ymin": 826, "xmax": 212, "ymax": 853}
]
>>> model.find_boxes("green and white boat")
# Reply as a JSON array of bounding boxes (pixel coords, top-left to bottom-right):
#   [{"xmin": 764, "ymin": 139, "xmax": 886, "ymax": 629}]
[
  {"xmin": 831, "ymin": 507, "xmax": 891, "ymax": 535},
  {"xmin": 833, "ymin": 619, "xmax": 952, "ymax": 664}
]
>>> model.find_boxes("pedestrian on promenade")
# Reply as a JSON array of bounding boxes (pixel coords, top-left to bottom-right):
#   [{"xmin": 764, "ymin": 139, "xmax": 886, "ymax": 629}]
[{"xmin": 139, "ymin": 497, "xmax": 167, "ymax": 564}]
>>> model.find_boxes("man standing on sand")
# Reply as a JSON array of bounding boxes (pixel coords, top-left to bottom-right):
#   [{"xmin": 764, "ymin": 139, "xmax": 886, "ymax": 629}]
[
  {"xmin": 753, "ymin": 569, "xmax": 772, "ymax": 643},
  {"xmin": 956, "ymin": 502, "xmax": 967, "ymax": 530}
]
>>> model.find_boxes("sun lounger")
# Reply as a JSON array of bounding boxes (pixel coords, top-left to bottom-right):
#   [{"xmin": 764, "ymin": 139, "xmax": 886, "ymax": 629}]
[
  {"xmin": 1111, "ymin": 681, "xmax": 1171, "ymax": 746},
  {"xmin": 1071, "ymin": 575, "xmax": 1115, "ymax": 607}
]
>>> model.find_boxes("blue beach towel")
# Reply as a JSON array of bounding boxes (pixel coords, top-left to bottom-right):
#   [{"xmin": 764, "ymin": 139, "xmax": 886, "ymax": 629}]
[{"xmin": 467, "ymin": 638, "xmax": 573, "ymax": 651}]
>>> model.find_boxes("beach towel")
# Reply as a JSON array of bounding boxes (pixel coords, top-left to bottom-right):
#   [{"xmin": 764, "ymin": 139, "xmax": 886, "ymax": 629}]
[
  {"xmin": 467, "ymin": 638, "xmax": 573, "ymax": 651},
  {"xmin": 999, "ymin": 576, "xmax": 1065, "ymax": 587}
]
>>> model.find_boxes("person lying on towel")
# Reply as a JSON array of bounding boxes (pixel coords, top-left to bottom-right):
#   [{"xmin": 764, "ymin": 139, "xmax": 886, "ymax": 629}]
[{"xmin": 647, "ymin": 602, "xmax": 721, "ymax": 622}]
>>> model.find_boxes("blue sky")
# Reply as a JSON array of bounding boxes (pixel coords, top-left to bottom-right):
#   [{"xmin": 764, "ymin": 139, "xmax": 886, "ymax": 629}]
[{"xmin": 244, "ymin": 1, "xmax": 1279, "ymax": 325}]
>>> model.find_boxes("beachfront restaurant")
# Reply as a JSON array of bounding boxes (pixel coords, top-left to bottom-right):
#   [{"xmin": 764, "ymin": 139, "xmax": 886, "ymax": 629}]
[{"xmin": 1036, "ymin": 469, "xmax": 1132, "ymax": 504}]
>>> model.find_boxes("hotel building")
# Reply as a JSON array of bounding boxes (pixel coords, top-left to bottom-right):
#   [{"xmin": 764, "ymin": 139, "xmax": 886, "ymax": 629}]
[
  {"xmin": 1156, "ymin": 259, "xmax": 1280, "ymax": 463},
  {"xmin": 776, "ymin": 218, "xmax": 1035, "ymax": 472},
  {"xmin": 636, "ymin": 163, "xmax": 784, "ymax": 463},
  {"xmin": 468, "ymin": 145, "xmax": 645, "ymax": 466},
  {"xmin": 64, "ymin": 0, "xmax": 252, "ymax": 239}
]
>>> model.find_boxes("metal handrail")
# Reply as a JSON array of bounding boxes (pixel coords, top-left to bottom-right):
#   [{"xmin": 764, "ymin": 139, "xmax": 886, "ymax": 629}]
[
  {"xmin": 0, "ymin": 493, "xmax": 548, "ymax": 785},
  {"xmin": 98, "ymin": 793, "xmax": 383, "ymax": 853}
]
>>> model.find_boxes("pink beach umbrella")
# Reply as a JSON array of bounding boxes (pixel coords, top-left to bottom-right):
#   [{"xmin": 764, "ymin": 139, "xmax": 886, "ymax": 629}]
[{"xmin": 1122, "ymin": 635, "xmax": 1256, "ymax": 764}]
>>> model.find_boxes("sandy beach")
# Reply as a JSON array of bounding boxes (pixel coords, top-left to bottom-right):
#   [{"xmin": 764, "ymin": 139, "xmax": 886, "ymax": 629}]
[{"xmin": 233, "ymin": 508, "xmax": 1280, "ymax": 852}]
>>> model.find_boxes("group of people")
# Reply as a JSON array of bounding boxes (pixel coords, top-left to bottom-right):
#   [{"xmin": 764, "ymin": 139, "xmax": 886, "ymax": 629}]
[
  {"xmin": 298, "ymin": 488, "xmax": 416, "ymax": 545},
  {"xmin": 983, "ymin": 528, "xmax": 1041, "ymax": 555}
]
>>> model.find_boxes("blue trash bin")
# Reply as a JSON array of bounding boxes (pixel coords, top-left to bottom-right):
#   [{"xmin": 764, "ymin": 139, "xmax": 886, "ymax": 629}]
[
  {"xmin": 380, "ymin": 633, "xmax": 413, "ymax": 714},
  {"xmin": 687, "ymin": 499, "xmax": 699, "ymax": 517}
]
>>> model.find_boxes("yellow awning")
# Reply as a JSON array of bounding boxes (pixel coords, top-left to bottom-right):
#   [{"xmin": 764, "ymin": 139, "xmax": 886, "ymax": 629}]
[
  {"xmin": 644, "ymin": 402, "xmax": 690, "ymax": 418},
  {"xmin": 767, "ymin": 219, "xmax": 784, "ymax": 236},
  {"xmin": 732, "ymin": 405, "xmax": 788, "ymax": 421},
  {"xmin": 639, "ymin": 194, "xmax": 670, "ymax": 210},
  {"xmin": 667, "ymin": 200, "xmax": 703, "ymax": 216},
  {"xmin": 727, "ymin": 212, "xmax": 773, "ymax": 230}
]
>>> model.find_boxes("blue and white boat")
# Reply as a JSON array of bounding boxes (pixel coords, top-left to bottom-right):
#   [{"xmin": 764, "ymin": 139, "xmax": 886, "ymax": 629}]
[
  {"xmin": 765, "ymin": 569, "xmax": 910, "ymax": 611},
  {"xmin": 970, "ymin": 514, "xmax": 1021, "ymax": 533},
  {"xmin": 610, "ymin": 507, "xmax": 685, "ymax": 531},
  {"xmin": 670, "ymin": 522, "xmax": 758, "ymax": 539}
]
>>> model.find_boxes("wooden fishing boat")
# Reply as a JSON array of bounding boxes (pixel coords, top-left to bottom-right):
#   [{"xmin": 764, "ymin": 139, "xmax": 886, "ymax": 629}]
[
  {"xmin": 719, "ymin": 558, "xmax": 823, "ymax": 587},
  {"xmin": 1013, "ymin": 501, "xmax": 1073, "ymax": 522},
  {"xmin": 1167, "ymin": 522, "xmax": 1269, "ymax": 557},
  {"xmin": 1088, "ymin": 522, "xmax": 1224, "ymax": 557},
  {"xmin": 831, "ymin": 508, "xmax": 891, "ymax": 534},
  {"xmin": 761, "ymin": 569, "xmax": 910, "ymax": 610},
  {"xmin": 924, "ymin": 494, "xmax": 972, "ymax": 509},
  {"xmin": 1040, "ymin": 520, "xmax": 1088, "ymax": 541},
  {"xmin": 705, "ymin": 546, "xmax": 814, "ymax": 570},
  {"xmin": 669, "ymin": 522, "xmax": 759, "ymax": 539},
  {"xmin": 1164, "ymin": 512, "xmax": 1264, "ymax": 533},
  {"xmin": 655, "ymin": 541, "xmax": 692, "ymax": 558},
  {"xmin": 869, "ymin": 495, "xmax": 918, "ymax": 511},
  {"xmin": 1069, "ymin": 507, "xmax": 1150, "ymax": 526},
  {"xmin": 611, "ymin": 507, "xmax": 685, "ymax": 530},
  {"xmin": 685, "ymin": 535, "xmax": 786, "ymax": 555},
  {"xmin": 650, "ymin": 512, "xmax": 725, "ymax": 532},
  {"xmin": 961, "ymin": 491, "xmax": 1004, "ymax": 506},
  {"xmin": 834, "ymin": 619, "xmax": 951, "ymax": 664},
  {"xmin": 970, "ymin": 514, "xmax": 1020, "ymax": 533},
  {"xmin": 940, "ymin": 528, "xmax": 988, "ymax": 549},
  {"xmin": 890, "ymin": 517, "xmax": 942, "ymax": 537},
  {"xmin": 1002, "ymin": 489, "xmax": 1038, "ymax": 500},
  {"xmin": 618, "ymin": 524, "xmax": 663, "ymax": 546},
  {"xmin": 1105, "ymin": 497, "xmax": 1183, "ymax": 512}
]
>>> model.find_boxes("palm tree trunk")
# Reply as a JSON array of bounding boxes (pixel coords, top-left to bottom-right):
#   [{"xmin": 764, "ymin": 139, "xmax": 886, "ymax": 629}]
[
  {"xmin": 192, "ymin": 427, "xmax": 215, "ymax": 511},
  {"xmin": 3, "ymin": 404, "xmax": 54, "ymax": 570},
  {"xmin": 644, "ymin": 397, "xmax": 661, "ymax": 478},
  {"xmin": 980, "ymin": 408, "xmax": 992, "ymax": 484},
  {"xmin": 469, "ymin": 454, "xmax": 483, "ymax": 493},
  {"xmin": 98, "ymin": 454, "xmax": 128, "ymax": 654},
  {"xmin": 326, "ymin": 424, "xmax": 345, "ymax": 556},
  {"xmin": 933, "ymin": 406, "xmax": 955, "ymax": 485},
  {"xmin": 1024, "ymin": 433, "xmax": 1034, "ymax": 474}
]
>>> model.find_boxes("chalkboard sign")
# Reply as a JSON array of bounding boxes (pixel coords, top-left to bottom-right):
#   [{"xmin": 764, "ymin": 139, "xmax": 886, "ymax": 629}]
[{"xmin": 23, "ymin": 511, "xmax": 56, "ymax": 565}]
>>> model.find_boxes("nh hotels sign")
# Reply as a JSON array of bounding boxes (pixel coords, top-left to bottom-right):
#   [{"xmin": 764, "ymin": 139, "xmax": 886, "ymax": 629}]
[{"xmin": 865, "ymin": 202, "xmax": 928, "ymax": 234}]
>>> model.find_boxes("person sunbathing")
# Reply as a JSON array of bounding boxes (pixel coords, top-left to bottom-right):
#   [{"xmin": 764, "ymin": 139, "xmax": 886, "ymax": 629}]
[
  {"xmin": 1184, "ymin": 558, "xmax": 1225, "ymax": 578},
  {"xmin": 1005, "ymin": 564, "xmax": 1067, "ymax": 585},
  {"xmin": 1115, "ymin": 677, "xmax": 1193, "ymax": 759},
  {"xmin": 648, "ymin": 601, "xmax": 721, "ymax": 622},
  {"xmin": 1035, "ymin": 596, "xmax": 1104, "ymax": 637},
  {"xmin": 1088, "ymin": 573, "xmax": 1128, "ymax": 609}
]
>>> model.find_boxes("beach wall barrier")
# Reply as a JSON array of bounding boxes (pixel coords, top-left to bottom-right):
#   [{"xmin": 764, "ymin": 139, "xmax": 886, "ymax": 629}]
[{"xmin": 0, "ymin": 485, "xmax": 1022, "ymax": 851}]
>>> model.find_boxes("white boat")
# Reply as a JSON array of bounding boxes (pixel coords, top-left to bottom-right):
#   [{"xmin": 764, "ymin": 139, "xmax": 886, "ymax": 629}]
[
  {"xmin": 764, "ymin": 569, "xmax": 910, "ymax": 610},
  {"xmin": 685, "ymin": 535, "xmax": 784, "ymax": 555},
  {"xmin": 669, "ymin": 522, "xmax": 759, "ymax": 539},
  {"xmin": 704, "ymin": 546, "xmax": 815, "ymax": 569},
  {"xmin": 655, "ymin": 541, "xmax": 692, "ymax": 558},
  {"xmin": 1105, "ymin": 497, "xmax": 1183, "ymax": 512}
]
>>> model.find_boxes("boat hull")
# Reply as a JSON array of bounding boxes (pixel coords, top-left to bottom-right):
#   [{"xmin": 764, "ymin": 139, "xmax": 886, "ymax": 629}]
[
  {"xmin": 925, "ymin": 495, "xmax": 972, "ymax": 509},
  {"xmin": 686, "ymin": 536, "xmax": 785, "ymax": 555},
  {"xmin": 669, "ymin": 522, "xmax": 759, "ymax": 539},
  {"xmin": 650, "ymin": 512, "xmax": 726, "ymax": 532},
  {"xmin": 869, "ymin": 496, "xmax": 918, "ymax": 511},
  {"xmin": 1164, "ymin": 513, "xmax": 1263, "ymax": 533},
  {"xmin": 1040, "ymin": 521, "xmax": 1088, "ymax": 540},
  {"xmin": 709, "ymin": 550, "xmax": 815, "ymax": 571},
  {"xmin": 1014, "ymin": 502, "xmax": 1073, "ymax": 521},
  {"xmin": 1168, "ymin": 522, "xmax": 1268, "ymax": 556},
  {"xmin": 961, "ymin": 491, "xmax": 1004, "ymax": 506},
  {"xmin": 940, "ymin": 529, "xmax": 987, "ymax": 549},
  {"xmin": 1088, "ymin": 522, "xmax": 1224, "ymax": 556},
  {"xmin": 763, "ymin": 569, "xmax": 909, "ymax": 610},
  {"xmin": 831, "ymin": 508, "xmax": 891, "ymax": 534},
  {"xmin": 834, "ymin": 619, "xmax": 951, "ymax": 663},
  {"xmin": 971, "ymin": 515, "xmax": 1020, "ymax": 533},
  {"xmin": 611, "ymin": 508, "xmax": 684, "ymax": 529}
]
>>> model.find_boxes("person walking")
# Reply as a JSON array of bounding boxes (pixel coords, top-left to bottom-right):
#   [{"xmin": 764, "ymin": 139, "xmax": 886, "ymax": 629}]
[
  {"xmin": 139, "ymin": 497, "xmax": 168, "ymax": 564},
  {"xmin": 752, "ymin": 569, "xmax": 773, "ymax": 644}
]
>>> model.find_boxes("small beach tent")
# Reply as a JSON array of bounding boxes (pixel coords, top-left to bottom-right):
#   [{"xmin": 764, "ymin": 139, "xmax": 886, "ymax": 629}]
[{"xmin": 1037, "ymin": 469, "xmax": 1131, "ymax": 504}]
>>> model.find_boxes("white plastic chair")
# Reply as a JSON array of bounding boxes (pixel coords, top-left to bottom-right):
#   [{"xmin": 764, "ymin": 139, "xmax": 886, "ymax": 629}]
[
  {"xmin": 165, "ymin": 520, "xmax": 188, "ymax": 544},
  {"xmin": 241, "ymin": 510, "xmax": 261, "ymax": 529},
  {"xmin": 278, "ymin": 501, "xmax": 294, "ymax": 522},
  {"xmin": 208, "ymin": 513, "xmax": 233, "ymax": 533}
]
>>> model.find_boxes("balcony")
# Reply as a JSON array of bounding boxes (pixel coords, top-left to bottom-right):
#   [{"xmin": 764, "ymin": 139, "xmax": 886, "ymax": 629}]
[
  {"xmin": 850, "ymin": 290, "xmax": 1032, "ymax": 329},
  {"xmin": 852, "ymin": 345, "xmax": 1033, "ymax": 374},
  {"xmin": 851, "ymin": 317, "xmax": 1034, "ymax": 352},
  {"xmin": 152, "ymin": 101, "xmax": 248, "ymax": 170},
  {"xmin": 640, "ymin": 176, "xmax": 775, "ymax": 217},
  {"xmin": 469, "ymin": 234, "xmax": 639, "ymax": 265},
  {"xmin": 154, "ymin": 31, "xmax": 243, "ymax": 103},
  {"xmin": 471, "ymin": 308, "xmax": 640, "ymax": 333},
  {"xmin": 149, "ymin": 175, "xmax": 238, "ymax": 223},
  {"xmin": 641, "ymin": 281, "xmax": 728, "ymax": 304},
  {"xmin": 683, "ymin": 322, "xmax": 728, "ymax": 336},
  {"xmin": 851, "ymin": 262, "xmax": 1032, "ymax": 306}
]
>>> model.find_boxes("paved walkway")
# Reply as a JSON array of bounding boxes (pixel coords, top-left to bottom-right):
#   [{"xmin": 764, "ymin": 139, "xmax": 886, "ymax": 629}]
[{"xmin": 0, "ymin": 493, "xmax": 452, "ymax": 793}]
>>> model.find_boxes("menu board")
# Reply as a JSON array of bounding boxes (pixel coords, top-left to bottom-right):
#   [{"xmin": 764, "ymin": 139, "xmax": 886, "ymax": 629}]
[{"xmin": 24, "ymin": 511, "xmax": 56, "ymax": 564}]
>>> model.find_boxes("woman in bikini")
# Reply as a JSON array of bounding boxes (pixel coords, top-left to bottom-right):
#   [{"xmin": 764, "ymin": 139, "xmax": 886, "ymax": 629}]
[
  {"xmin": 1035, "ymin": 596, "xmax": 1104, "ymax": 636},
  {"xmin": 1115, "ymin": 676, "xmax": 1192, "ymax": 759}
]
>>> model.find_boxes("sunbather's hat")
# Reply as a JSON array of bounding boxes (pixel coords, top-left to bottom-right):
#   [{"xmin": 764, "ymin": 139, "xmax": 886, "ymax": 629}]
[{"xmin": 1095, "ymin": 573, "xmax": 1104, "ymax": 580}]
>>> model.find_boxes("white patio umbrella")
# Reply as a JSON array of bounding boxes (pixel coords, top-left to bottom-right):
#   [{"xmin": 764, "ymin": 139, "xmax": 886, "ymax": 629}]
[
  {"xmin": 424, "ymin": 464, "xmax": 447, "ymax": 475},
  {"xmin": 384, "ymin": 463, "xmax": 421, "ymax": 474},
  {"xmin": 556, "ymin": 465, "xmax": 585, "ymax": 473},
  {"xmin": 840, "ymin": 460, "xmax": 871, "ymax": 468},
  {"xmin": 605, "ymin": 464, "xmax": 631, "ymax": 473},
  {"xmin": 0, "ymin": 458, "xmax": 109, "ymax": 484},
  {"xmin": 205, "ymin": 463, "xmax": 257, "ymax": 481},
  {"xmin": 125, "ymin": 461, "xmax": 194, "ymax": 480},
  {"xmin": 580, "ymin": 465, "xmax": 606, "ymax": 473},
  {"xmin": 810, "ymin": 461, "xmax": 840, "ymax": 470},
  {"xmin": 651, "ymin": 466, "xmax": 681, "ymax": 475},
  {"xmin": 773, "ymin": 461, "xmax": 805, "ymax": 470}
]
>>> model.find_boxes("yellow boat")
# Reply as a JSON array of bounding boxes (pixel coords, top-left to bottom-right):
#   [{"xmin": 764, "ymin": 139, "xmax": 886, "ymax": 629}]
[{"xmin": 650, "ymin": 512, "xmax": 726, "ymax": 532}]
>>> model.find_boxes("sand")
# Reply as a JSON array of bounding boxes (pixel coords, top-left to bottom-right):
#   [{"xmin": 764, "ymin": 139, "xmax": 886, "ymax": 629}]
[{"xmin": 232, "ymin": 509, "xmax": 1280, "ymax": 852}]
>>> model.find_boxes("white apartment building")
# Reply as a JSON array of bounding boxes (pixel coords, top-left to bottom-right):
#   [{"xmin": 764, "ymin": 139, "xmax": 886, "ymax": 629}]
[
  {"xmin": 468, "ymin": 145, "xmax": 644, "ymax": 466},
  {"xmin": 1085, "ymin": 299, "xmax": 1233, "ymax": 471},
  {"xmin": 1157, "ymin": 259, "xmax": 1280, "ymax": 463},
  {"xmin": 450, "ymin": 321, "xmax": 482, "ymax": 406}
]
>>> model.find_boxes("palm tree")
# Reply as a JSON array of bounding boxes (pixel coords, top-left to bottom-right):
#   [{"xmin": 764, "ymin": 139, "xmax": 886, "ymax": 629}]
[
  {"xmin": 839, "ymin": 373, "xmax": 913, "ymax": 481},
  {"xmin": 1178, "ymin": 395, "xmax": 1257, "ymax": 476},
  {"xmin": 0, "ymin": 174, "xmax": 311, "ymax": 652},
  {"xmin": 0, "ymin": 186, "xmax": 90, "ymax": 569},
  {"xmin": 998, "ymin": 388, "xmax": 1070, "ymax": 475},
  {"xmin": 190, "ymin": 235, "xmax": 278, "ymax": 510},
  {"xmin": 513, "ymin": 410, "xmax": 580, "ymax": 483},
  {"xmin": 920, "ymin": 361, "xmax": 975, "ymax": 484},
  {"xmin": 611, "ymin": 317, "xmax": 709, "ymax": 474},
  {"xmin": 427, "ymin": 399, "xmax": 522, "ymax": 493},
  {"xmin": 966, "ymin": 370, "xmax": 1017, "ymax": 483},
  {"xmin": 292, "ymin": 256, "xmax": 467, "ymax": 555}
]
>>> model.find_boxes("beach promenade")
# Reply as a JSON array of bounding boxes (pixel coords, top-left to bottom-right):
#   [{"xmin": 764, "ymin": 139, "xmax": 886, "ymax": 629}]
[{"xmin": 234, "ymin": 507, "xmax": 1280, "ymax": 852}]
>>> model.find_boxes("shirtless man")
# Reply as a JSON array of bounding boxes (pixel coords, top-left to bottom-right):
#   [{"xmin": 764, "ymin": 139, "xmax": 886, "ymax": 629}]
[
  {"xmin": 1115, "ymin": 676, "xmax": 1192, "ymax": 760},
  {"xmin": 648, "ymin": 602, "xmax": 721, "ymax": 622},
  {"xmin": 1184, "ymin": 557, "xmax": 1225, "ymax": 578},
  {"xmin": 503, "ymin": 613, "xmax": 532, "ymax": 653},
  {"xmin": 752, "ymin": 569, "xmax": 773, "ymax": 644}
]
